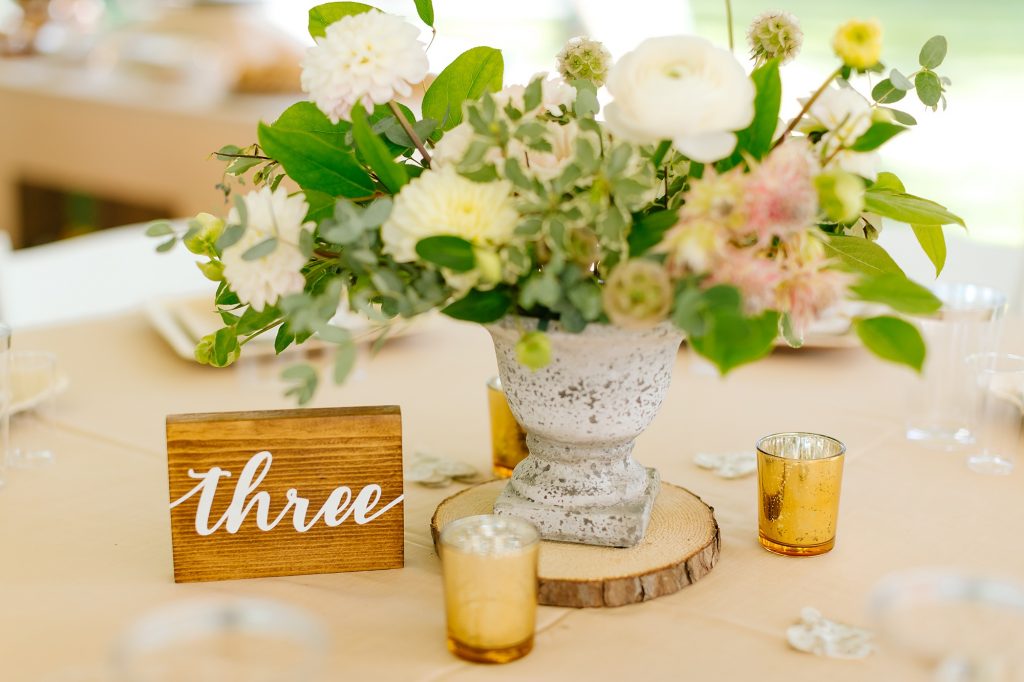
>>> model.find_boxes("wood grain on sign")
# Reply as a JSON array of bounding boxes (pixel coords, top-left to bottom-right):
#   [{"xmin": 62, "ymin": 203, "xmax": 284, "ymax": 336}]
[{"xmin": 166, "ymin": 406, "xmax": 404, "ymax": 583}]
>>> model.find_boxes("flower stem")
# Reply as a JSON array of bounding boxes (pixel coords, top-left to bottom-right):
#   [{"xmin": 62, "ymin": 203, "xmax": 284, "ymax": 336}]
[
  {"xmin": 773, "ymin": 67, "xmax": 843, "ymax": 149},
  {"xmin": 724, "ymin": 0, "xmax": 735, "ymax": 51},
  {"xmin": 388, "ymin": 101, "xmax": 432, "ymax": 168}
]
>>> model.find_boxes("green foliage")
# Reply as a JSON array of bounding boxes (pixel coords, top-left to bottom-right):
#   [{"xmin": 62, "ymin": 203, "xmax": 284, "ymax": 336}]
[
  {"xmin": 910, "ymin": 224, "xmax": 946, "ymax": 277},
  {"xmin": 849, "ymin": 273, "xmax": 941, "ymax": 315},
  {"xmin": 919, "ymin": 35, "xmax": 948, "ymax": 69},
  {"xmin": 915, "ymin": 71, "xmax": 942, "ymax": 107},
  {"xmin": 442, "ymin": 288, "xmax": 512, "ymax": 323},
  {"xmin": 824, "ymin": 235, "xmax": 906, "ymax": 276},
  {"xmin": 724, "ymin": 58, "xmax": 781, "ymax": 168},
  {"xmin": 854, "ymin": 316, "xmax": 926, "ymax": 372},
  {"xmin": 413, "ymin": 0, "xmax": 433, "ymax": 26},
  {"xmin": 308, "ymin": 2, "xmax": 374, "ymax": 38},
  {"xmin": 849, "ymin": 123, "xmax": 907, "ymax": 152},
  {"xmin": 415, "ymin": 236, "xmax": 476, "ymax": 272},
  {"xmin": 258, "ymin": 102, "xmax": 375, "ymax": 198},
  {"xmin": 673, "ymin": 284, "xmax": 779, "ymax": 374},
  {"xmin": 628, "ymin": 209, "xmax": 678, "ymax": 256},
  {"xmin": 282, "ymin": 363, "xmax": 319, "ymax": 405},
  {"xmin": 350, "ymin": 104, "xmax": 409, "ymax": 193},
  {"xmin": 241, "ymin": 237, "xmax": 278, "ymax": 261},
  {"xmin": 422, "ymin": 47, "xmax": 504, "ymax": 131},
  {"xmin": 864, "ymin": 188, "xmax": 964, "ymax": 227}
]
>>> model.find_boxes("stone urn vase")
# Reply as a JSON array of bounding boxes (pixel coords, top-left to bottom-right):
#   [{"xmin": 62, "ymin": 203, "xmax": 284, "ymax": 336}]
[{"xmin": 487, "ymin": 318, "xmax": 684, "ymax": 548}]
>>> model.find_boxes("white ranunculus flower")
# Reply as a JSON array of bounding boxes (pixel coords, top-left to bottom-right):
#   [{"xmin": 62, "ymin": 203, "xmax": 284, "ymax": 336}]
[
  {"xmin": 382, "ymin": 166, "xmax": 519, "ymax": 262},
  {"xmin": 300, "ymin": 10, "xmax": 428, "ymax": 123},
  {"xmin": 603, "ymin": 36, "xmax": 755, "ymax": 163},
  {"xmin": 222, "ymin": 187, "xmax": 313, "ymax": 312},
  {"xmin": 802, "ymin": 86, "xmax": 878, "ymax": 179},
  {"xmin": 494, "ymin": 73, "xmax": 576, "ymax": 116}
]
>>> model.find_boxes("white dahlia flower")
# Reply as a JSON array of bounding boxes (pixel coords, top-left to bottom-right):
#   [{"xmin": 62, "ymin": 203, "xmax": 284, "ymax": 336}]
[
  {"xmin": 382, "ymin": 166, "xmax": 519, "ymax": 262},
  {"xmin": 222, "ymin": 187, "xmax": 313, "ymax": 312},
  {"xmin": 300, "ymin": 10, "xmax": 429, "ymax": 123},
  {"xmin": 604, "ymin": 36, "xmax": 755, "ymax": 163}
]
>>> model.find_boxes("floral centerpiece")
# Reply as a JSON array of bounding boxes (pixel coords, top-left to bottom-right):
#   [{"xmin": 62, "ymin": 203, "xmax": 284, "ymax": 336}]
[{"xmin": 150, "ymin": 2, "xmax": 962, "ymax": 546}]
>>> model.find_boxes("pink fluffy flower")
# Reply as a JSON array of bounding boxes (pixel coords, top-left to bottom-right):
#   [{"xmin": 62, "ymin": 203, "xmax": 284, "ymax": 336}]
[
  {"xmin": 745, "ymin": 139, "xmax": 819, "ymax": 243},
  {"xmin": 703, "ymin": 248, "xmax": 785, "ymax": 314},
  {"xmin": 776, "ymin": 267, "xmax": 852, "ymax": 335}
]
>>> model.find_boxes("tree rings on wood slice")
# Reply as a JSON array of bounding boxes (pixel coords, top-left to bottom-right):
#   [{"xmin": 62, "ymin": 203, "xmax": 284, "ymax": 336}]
[{"xmin": 430, "ymin": 479, "xmax": 720, "ymax": 608}]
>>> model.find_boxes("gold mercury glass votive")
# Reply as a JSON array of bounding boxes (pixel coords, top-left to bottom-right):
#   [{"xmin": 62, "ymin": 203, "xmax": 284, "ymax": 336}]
[
  {"xmin": 487, "ymin": 377, "xmax": 529, "ymax": 478},
  {"xmin": 440, "ymin": 514, "xmax": 539, "ymax": 664},
  {"xmin": 756, "ymin": 432, "xmax": 846, "ymax": 557}
]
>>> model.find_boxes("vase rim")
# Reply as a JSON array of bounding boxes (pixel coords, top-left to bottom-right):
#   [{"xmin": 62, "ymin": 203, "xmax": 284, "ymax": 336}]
[{"xmin": 486, "ymin": 315, "xmax": 682, "ymax": 340}]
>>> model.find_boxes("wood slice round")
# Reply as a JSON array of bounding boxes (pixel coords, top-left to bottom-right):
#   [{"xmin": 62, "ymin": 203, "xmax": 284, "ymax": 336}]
[{"xmin": 430, "ymin": 480, "xmax": 720, "ymax": 608}]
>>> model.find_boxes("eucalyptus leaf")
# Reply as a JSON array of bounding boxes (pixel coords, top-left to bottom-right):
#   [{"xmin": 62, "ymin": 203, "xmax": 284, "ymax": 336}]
[
  {"xmin": 884, "ymin": 108, "xmax": 917, "ymax": 126},
  {"xmin": 281, "ymin": 363, "xmax": 318, "ymax": 405},
  {"xmin": 919, "ymin": 35, "xmax": 948, "ymax": 69},
  {"xmin": 333, "ymin": 340, "xmax": 358, "ymax": 384},
  {"xmin": 145, "ymin": 221, "xmax": 174, "ymax": 237},
  {"xmin": 889, "ymin": 68, "xmax": 914, "ymax": 90},
  {"xmin": 871, "ymin": 79, "xmax": 907, "ymax": 104},
  {"xmin": 241, "ymin": 237, "xmax": 278, "ymax": 261},
  {"xmin": 155, "ymin": 237, "xmax": 177, "ymax": 253},
  {"xmin": 915, "ymin": 71, "xmax": 942, "ymax": 107}
]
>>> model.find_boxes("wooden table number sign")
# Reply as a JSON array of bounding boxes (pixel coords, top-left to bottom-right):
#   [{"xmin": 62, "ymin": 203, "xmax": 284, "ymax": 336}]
[{"xmin": 166, "ymin": 406, "xmax": 404, "ymax": 583}]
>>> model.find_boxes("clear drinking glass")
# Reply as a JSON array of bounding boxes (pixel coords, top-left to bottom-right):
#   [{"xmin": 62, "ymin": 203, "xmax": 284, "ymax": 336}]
[
  {"xmin": 0, "ymin": 324, "xmax": 10, "ymax": 488},
  {"xmin": 8, "ymin": 350, "xmax": 58, "ymax": 467},
  {"xmin": 870, "ymin": 570, "xmax": 1024, "ymax": 681},
  {"xmin": 906, "ymin": 283, "xmax": 1008, "ymax": 449},
  {"xmin": 965, "ymin": 353, "xmax": 1024, "ymax": 475},
  {"xmin": 487, "ymin": 377, "xmax": 529, "ymax": 478},
  {"xmin": 113, "ymin": 597, "xmax": 327, "ymax": 682},
  {"xmin": 440, "ymin": 514, "xmax": 539, "ymax": 663},
  {"xmin": 756, "ymin": 432, "xmax": 846, "ymax": 557}
]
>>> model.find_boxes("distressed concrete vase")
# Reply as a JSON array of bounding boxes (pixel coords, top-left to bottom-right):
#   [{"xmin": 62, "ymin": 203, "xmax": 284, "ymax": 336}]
[{"xmin": 487, "ymin": 318, "xmax": 684, "ymax": 548}]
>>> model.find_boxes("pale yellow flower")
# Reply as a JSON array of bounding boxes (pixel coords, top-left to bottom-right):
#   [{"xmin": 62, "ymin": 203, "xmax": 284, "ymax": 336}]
[{"xmin": 832, "ymin": 19, "xmax": 882, "ymax": 70}]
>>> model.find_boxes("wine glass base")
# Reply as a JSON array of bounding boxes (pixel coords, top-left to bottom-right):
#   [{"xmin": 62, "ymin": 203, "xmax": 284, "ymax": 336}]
[{"xmin": 906, "ymin": 426, "xmax": 974, "ymax": 450}]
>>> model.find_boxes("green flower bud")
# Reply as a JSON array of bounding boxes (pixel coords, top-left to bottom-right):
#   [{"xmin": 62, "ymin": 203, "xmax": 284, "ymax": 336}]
[
  {"xmin": 184, "ymin": 212, "xmax": 225, "ymax": 256},
  {"xmin": 515, "ymin": 331, "xmax": 552, "ymax": 371},
  {"xmin": 194, "ymin": 331, "xmax": 240, "ymax": 367},
  {"xmin": 815, "ymin": 170, "xmax": 865, "ymax": 224},
  {"xmin": 195, "ymin": 260, "xmax": 225, "ymax": 282},
  {"xmin": 747, "ymin": 11, "xmax": 804, "ymax": 66},
  {"xmin": 475, "ymin": 248, "xmax": 502, "ymax": 285},
  {"xmin": 556, "ymin": 36, "xmax": 612, "ymax": 87},
  {"xmin": 602, "ymin": 259, "xmax": 673, "ymax": 329},
  {"xmin": 193, "ymin": 334, "xmax": 215, "ymax": 365}
]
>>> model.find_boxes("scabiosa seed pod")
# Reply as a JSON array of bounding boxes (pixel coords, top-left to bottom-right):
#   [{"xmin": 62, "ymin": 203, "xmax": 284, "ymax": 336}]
[
  {"xmin": 556, "ymin": 36, "xmax": 613, "ymax": 87},
  {"xmin": 747, "ymin": 10, "xmax": 804, "ymax": 65}
]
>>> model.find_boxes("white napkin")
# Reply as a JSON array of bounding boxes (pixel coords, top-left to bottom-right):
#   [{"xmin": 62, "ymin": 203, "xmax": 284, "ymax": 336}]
[{"xmin": 693, "ymin": 451, "xmax": 757, "ymax": 479}]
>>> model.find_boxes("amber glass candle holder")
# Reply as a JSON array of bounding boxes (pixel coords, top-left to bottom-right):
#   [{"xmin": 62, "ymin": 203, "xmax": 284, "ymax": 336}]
[
  {"xmin": 440, "ymin": 514, "xmax": 539, "ymax": 664},
  {"xmin": 756, "ymin": 432, "xmax": 846, "ymax": 557},
  {"xmin": 487, "ymin": 377, "xmax": 529, "ymax": 478}
]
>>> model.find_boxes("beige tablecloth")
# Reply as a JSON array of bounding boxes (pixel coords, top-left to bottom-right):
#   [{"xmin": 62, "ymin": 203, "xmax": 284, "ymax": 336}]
[{"xmin": 3, "ymin": 314, "xmax": 1022, "ymax": 681}]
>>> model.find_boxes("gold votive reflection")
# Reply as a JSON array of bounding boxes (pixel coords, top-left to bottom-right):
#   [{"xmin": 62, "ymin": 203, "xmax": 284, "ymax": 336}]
[
  {"xmin": 756, "ymin": 432, "xmax": 845, "ymax": 557},
  {"xmin": 440, "ymin": 514, "xmax": 539, "ymax": 664},
  {"xmin": 487, "ymin": 377, "xmax": 529, "ymax": 478}
]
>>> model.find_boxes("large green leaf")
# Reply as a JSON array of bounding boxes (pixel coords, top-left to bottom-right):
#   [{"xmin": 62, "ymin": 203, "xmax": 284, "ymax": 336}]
[
  {"xmin": 422, "ymin": 46, "xmax": 503, "ymax": 131},
  {"xmin": 850, "ymin": 273, "xmax": 941, "ymax": 315},
  {"xmin": 308, "ymin": 2, "xmax": 375, "ymax": 38},
  {"xmin": 627, "ymin": 208, "xmax": 678, "ymax": 256},
  {"xmin": 350, "ymin": 104, "xmax": 408, "ymax": 193},
  {"xmin": 864, "ymin": 189, "xmax": 964, "ymax": 227},
  {"xmin": 258, "ymin": 102, "xmax": 375, "ymax": 198},
  {"xmin": 855, "ymin": 316, "xmax": 926, "ymax": 372},
  {"xmin": 824, "ymin": 235, "xmax": 906, "ymax": 276},
  {"xmin": 303, "ymin": 189, "xmax": 337, "ymax": 224},
  {"xmin": 441, "ymin": 288, "xmax": 511, "ymax": 323},
  {"xmin": 689, "ymin": 309, "xmax": 779, "ymax": 375},
  {"xmin": 413, "ymin": 0, "xmax": 433, "ymax": 26},
  {"xmin": 416, "ymin": 235, "xmax": 476, "ymax": 272},
  {"xmin": 911, "ymin": 224, "xmax": 947, "ymax": 277},
  {"xmin": 738, "ymin": 59, "xmax": 782, "ymax": 160}
]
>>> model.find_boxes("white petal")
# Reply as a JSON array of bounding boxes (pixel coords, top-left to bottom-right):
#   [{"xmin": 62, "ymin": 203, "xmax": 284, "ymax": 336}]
[{"xmin": 673, "ymin": 131, "xmax": 738, "ymax": 163}]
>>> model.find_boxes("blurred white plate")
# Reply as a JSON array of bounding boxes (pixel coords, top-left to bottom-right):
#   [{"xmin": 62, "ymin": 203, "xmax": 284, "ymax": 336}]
[{"xmin": 145, "ymin": 295, "xmax": 422, "ymax": 362}]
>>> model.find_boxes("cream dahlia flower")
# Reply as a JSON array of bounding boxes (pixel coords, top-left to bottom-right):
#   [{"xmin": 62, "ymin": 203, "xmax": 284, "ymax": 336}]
[
  {"xmin": 222, "ymin": 187, "xmax": 313, "ymax": 312},
  {"xmin": 382, "ymin": 166, "xmax": 519, "ymax": 262},
  {"xmin": 301, "ymin": 10, "xmax": 429, "ymax": 123},
  {"xmin": 604, "ymin": 36, "xmax": 755, "ymax": 163}
]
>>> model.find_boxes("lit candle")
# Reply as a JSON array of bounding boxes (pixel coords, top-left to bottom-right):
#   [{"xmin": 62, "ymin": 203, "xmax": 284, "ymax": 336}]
[{"xmin": 440, "ymin": 514, "xmax": 539, "ymax": 663}]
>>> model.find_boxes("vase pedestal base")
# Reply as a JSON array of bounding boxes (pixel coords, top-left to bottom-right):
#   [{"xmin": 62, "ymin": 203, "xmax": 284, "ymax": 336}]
[{"xmin": 492, "ymin": 467, "xmax": 660, "ymax": 548}]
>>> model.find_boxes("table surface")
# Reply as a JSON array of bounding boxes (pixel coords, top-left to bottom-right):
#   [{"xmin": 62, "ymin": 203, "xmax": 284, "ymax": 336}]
[{"xmin": 4, "ymin": 313, "xmax": 1022, "ymax": 681}]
